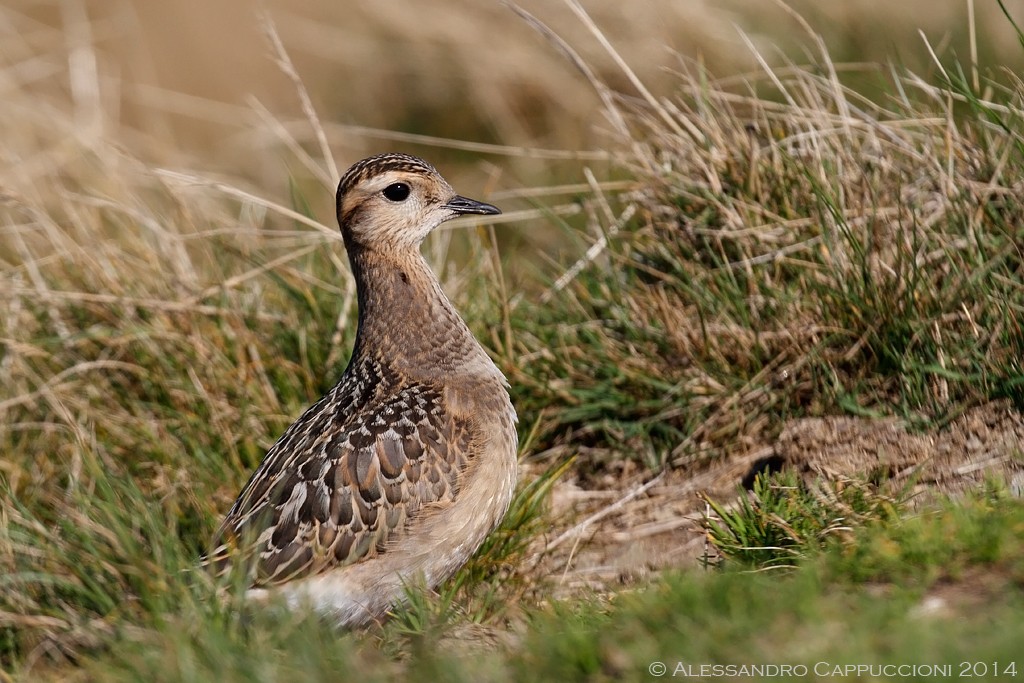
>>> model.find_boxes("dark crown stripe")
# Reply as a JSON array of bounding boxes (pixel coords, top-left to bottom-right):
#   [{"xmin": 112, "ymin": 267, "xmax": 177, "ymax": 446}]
[{"xmin": 335, "ymin": 153, "xmax": 440, "ymax": 218}]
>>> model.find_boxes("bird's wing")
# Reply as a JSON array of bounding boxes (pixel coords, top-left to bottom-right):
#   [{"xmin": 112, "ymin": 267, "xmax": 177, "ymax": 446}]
[{"xmin": 206, "ymin": 378, "xmax": 472, "ymax": 585}]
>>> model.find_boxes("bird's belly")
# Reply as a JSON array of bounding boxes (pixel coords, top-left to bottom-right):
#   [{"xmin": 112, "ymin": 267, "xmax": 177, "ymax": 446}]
[{"xmin": 260, "ymin": 431, "xmax": 518, "ymax": 627}]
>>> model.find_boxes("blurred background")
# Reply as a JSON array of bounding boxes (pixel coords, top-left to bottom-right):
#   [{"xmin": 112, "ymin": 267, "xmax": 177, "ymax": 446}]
[
  {"xmin": 6, "ymin": 0, "xmax": 1021, "ymax": 174},
  {"xmin": 3, "ymin": 0, "xmax": 1022, "ymax": 285}
]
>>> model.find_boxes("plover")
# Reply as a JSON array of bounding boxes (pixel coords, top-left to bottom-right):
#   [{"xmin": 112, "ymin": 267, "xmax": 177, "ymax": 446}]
[{"xmin": 208, "ymin": 153, "xmax": 518, "ymax": 626}]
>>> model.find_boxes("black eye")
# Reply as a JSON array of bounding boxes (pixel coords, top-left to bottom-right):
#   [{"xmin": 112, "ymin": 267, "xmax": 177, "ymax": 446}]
[{"xmin": 382, "ymin": 183, "xmax": 410, "ymax": 202}]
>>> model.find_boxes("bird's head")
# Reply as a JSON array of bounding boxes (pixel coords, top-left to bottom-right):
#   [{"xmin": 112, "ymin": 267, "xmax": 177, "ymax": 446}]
[{"xmin": 335, "ymin": 153, "xmax": 500, "ymax": 250}]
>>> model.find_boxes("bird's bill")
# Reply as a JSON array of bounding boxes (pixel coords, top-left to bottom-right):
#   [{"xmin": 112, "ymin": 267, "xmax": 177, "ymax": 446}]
[{"xmin": 443, "ymin": 195, "xmax": 501, "ymax": 216}]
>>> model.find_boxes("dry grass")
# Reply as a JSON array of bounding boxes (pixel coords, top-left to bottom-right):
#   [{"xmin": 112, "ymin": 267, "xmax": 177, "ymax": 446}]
[
  {"xmin": 514, "ymin": 16, "xmax": 1024, "ymax": 472},
  {"xmin": 2, "ymin": 0, "xmax": 1024, "ymax": 679},
  {"xmin": 9, "ymin": 0, "xmax": 1022, "ymax": 164}
]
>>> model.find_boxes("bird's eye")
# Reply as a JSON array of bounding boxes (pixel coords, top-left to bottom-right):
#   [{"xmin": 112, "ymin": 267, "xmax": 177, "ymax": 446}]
[{"xmin": 382, "ymin": 183, "xmax": 411, "ymax": 202}]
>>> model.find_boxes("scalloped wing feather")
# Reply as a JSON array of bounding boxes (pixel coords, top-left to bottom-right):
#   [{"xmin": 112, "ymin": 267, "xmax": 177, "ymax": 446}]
[{"xmin": 206, "ymin": 364, "xmax": 472, "ymax": 586}]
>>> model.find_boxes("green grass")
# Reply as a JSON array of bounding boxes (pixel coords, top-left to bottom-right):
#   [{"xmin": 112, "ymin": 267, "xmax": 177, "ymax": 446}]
[
  {"xmin": 3, "ymin": 3, "xmax": 1024, "ymax": 681},
  {"xmin": 701, "ymin": 471, "xmax": 904, "ymax": 569},
  {"xmin": 828, "ymin": 482, "xmax": 1024, "ymax": 586},
  {"xmin": 55, "ymin": 492, "xmax": 1024, "ymax": 682},
  {"xmin": 514, "ymin": 542, "xmax": 1024, "ymax": 683}
]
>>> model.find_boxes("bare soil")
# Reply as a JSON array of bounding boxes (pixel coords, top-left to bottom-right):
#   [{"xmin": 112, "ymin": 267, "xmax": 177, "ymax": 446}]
[{"xmin": 535, "ymin": 402, "xmax": 1024, "ymax": 596}]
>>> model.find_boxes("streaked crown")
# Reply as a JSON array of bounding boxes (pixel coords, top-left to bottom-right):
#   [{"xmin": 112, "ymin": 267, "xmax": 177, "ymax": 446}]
[{"xmin": 335, "ymin": 153, "xmax": 499, "ymax": 249}]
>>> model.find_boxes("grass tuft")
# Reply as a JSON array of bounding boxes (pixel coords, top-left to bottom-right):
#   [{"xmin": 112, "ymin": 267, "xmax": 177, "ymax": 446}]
[
  {"xmin": 701, "ymin": 471, "xmax": 904, "ymax": 569},
  {"xmin": 512, "ymin": 30, "xmax": 1024, "ymax": 474}
]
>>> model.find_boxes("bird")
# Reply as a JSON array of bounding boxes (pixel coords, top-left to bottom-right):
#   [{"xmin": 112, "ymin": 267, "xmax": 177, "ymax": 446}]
[{"xmin": 206, "ymin": 152, "xmax": 518, "ymax": 627}]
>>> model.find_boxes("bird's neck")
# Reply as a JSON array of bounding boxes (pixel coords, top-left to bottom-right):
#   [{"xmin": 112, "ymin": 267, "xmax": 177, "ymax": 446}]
[{"xmin": 346, "ymin": 244, "xmax": 495, "ymax": 383}]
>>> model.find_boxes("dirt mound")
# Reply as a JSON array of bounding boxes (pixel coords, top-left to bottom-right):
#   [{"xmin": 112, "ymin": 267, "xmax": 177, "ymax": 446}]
[
  {"xmin": 539, "ymin": 402, "xmax": 1024, "ymax": 595},
  {"xmin": 776, "ymin": 401, "xmax": 1024, "ymax": 498}
]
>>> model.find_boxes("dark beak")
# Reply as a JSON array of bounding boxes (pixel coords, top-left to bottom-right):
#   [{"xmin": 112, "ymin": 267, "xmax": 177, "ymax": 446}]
[{"xmin": 444, "ymin": 195, "xmax": 501, "ymax": 216}]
